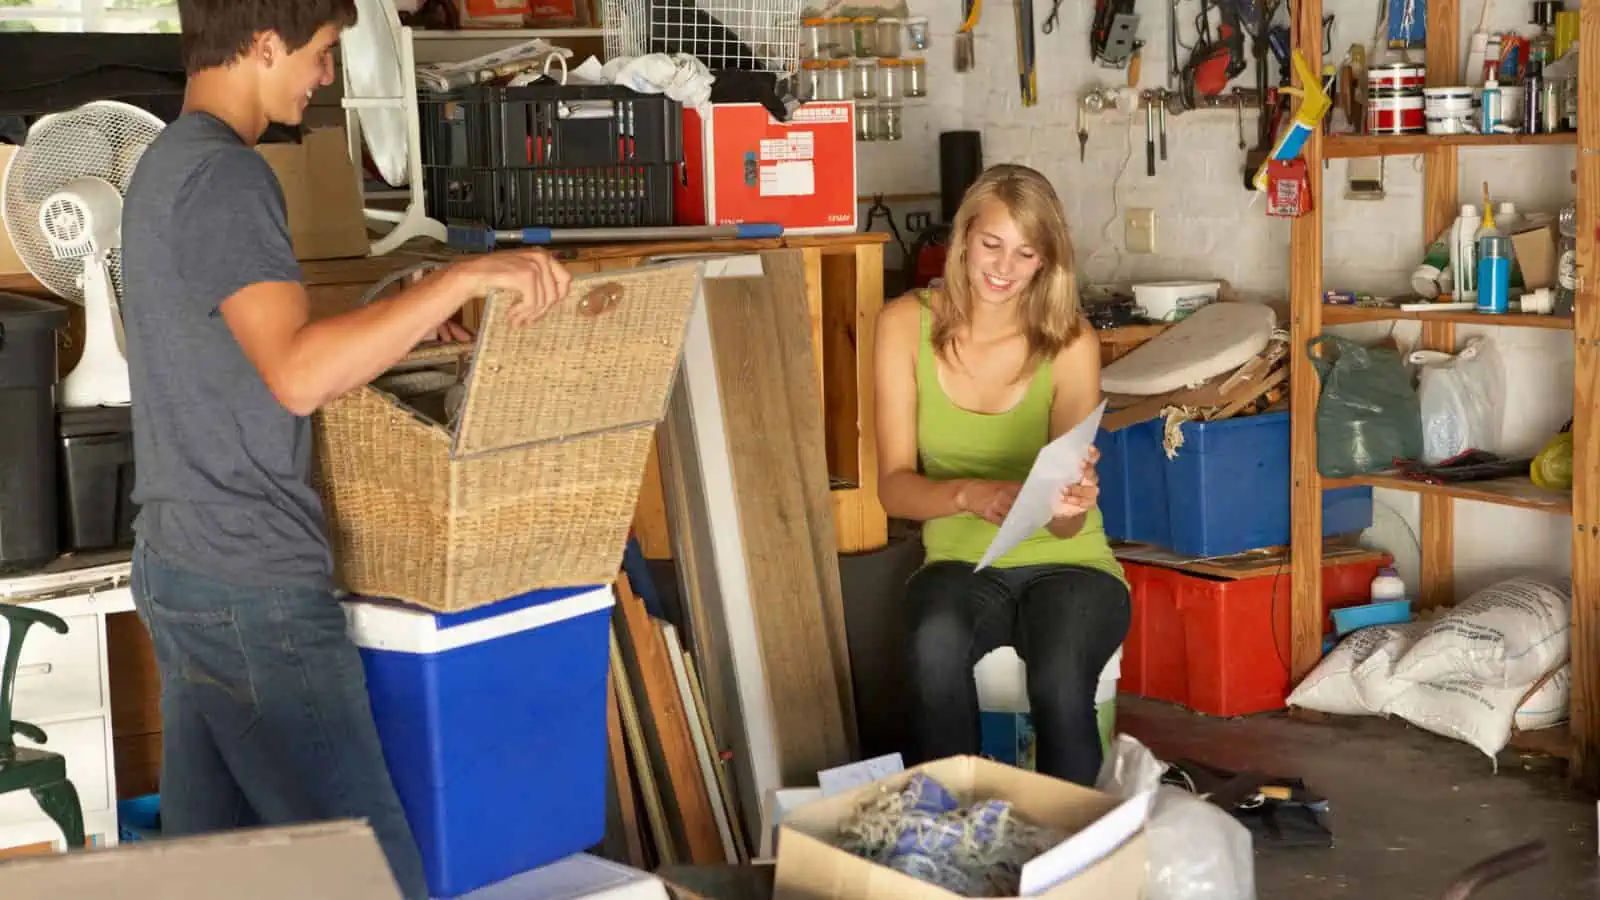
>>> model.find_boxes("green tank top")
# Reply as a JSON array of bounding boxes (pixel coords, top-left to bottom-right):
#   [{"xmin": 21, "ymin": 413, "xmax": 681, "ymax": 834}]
[{"xmin": 915, "ymin": 301, "xmax": 1125, "ymax": 583}]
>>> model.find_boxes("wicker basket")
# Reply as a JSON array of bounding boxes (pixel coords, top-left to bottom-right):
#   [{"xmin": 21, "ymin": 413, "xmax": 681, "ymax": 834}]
[{"xmin": 313, "ymin": 261, "xmax": 703, "ymax": 613}]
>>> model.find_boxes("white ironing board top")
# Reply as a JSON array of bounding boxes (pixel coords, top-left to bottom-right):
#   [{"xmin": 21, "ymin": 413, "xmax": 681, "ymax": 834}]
[{"xmin": 1101, "ymin": 301, "xmax": 1277, "ymax": 396}]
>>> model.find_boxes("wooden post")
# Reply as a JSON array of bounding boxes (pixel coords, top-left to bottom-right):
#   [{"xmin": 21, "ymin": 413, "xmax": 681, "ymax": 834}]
[
  {"xmin": 1288, "ymin": 0, "xmax": 1327, "ymax": 681},
  {"xmin": 1569, "ymin": 0, "xmax": 1600, "ymax": 790}
]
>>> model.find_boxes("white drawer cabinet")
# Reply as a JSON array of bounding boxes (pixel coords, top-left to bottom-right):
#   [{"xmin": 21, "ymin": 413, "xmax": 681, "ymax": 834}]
[{"xmin": 0, "ymin": 569, "xmax": 134, "ymax": 854}]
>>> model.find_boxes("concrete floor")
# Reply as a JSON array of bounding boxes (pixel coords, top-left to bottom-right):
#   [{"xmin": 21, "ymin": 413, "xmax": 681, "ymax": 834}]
[{"xmin": 1118, "ymin": 698, "xmax": 1599, "ymax": 900}]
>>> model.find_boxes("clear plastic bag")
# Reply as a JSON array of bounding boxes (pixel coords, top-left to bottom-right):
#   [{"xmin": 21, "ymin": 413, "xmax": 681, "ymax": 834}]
[
  {"xmin": 1308, "ymin": 335, "xmax": 1424, "ymax": 478},
  {"xmin": 1096, "ymin": 736, "xmax": 1257, "ymax": 900},
  {"xmin": 1411, "ymin": 336, "xmax": 1504, "ymax": 463}
]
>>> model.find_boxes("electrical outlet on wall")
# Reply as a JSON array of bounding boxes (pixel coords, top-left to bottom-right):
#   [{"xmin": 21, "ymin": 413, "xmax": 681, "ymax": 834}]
[{"xmin": 1125, "ymin": 208, "xmax": 1156, "ymax": 254}]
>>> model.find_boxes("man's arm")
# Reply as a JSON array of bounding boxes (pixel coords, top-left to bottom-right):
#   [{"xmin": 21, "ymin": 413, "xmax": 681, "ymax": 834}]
[
  {"xmin": 172, "ymin": 148, "xmax": 568, "ymax": 416},
  {"xmin": 220, "ymin": 252, "xmax": 567, "ymax": 416}
]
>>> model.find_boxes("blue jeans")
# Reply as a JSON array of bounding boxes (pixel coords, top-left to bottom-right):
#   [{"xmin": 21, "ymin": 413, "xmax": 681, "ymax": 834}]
[{"xmin": 131, "ymin": 540, "xmax": 428, "ymax": 900}]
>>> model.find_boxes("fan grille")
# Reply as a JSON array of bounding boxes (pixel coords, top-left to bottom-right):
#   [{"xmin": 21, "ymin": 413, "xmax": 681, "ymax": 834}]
[{"xmin": 2, "ymin": 101, "xmax": 164, "ymax": 303}]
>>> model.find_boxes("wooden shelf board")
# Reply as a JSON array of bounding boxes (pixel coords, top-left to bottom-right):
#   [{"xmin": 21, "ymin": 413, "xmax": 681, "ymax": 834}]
[
  {"xmin": 1322, "ymin": 304, "xmax": 1574, "ymax": 330},
  {"xmin": 1325, "ymin": 473, "xmax": 1572, "ymax": 514},
  {"xmin": 1096, "ymin": 323, "xmax": 1171, "ymax": 344},
  {"xmin": 1324, "ymin": 132, "xmax": 1578, "ymax": 158},
  {"xmin": 1509, "ymin": 724, "xmax": 1573, "ymax": 760}
]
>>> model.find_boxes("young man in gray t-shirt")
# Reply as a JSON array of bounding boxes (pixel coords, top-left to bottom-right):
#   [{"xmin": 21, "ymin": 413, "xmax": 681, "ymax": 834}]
[{"xmin": 120, "ymin": 4, "xmax": 570, "ymax": 896}]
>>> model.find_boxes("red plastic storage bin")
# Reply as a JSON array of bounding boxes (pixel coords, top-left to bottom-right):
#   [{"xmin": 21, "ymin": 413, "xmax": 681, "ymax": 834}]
[{"xmin": 1121, "ymin": 554, "xmax": 1388, "ymax": 717}]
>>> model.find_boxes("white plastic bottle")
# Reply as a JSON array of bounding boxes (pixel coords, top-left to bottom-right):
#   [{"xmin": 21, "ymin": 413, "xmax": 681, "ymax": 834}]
[
  {"xmin": 1450, "ymin": 204, "xmax": 1482, "ymax": 302},
  {"xmin": 1370, "ymin": 566, "xmax": 1406, "ymax": 603}
]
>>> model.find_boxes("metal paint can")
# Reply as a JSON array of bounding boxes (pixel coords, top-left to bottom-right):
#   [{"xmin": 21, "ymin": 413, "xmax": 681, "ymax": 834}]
[
  {"xmin": 1368, "ymin": 90, "xmax": 1426, "ymax": 134},
  {"xmin": 1368, "ymin": 62, "xmax": 1427, "ymax": 92}
]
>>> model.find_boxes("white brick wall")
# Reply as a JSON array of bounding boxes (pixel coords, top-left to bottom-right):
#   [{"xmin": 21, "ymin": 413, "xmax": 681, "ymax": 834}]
[{"xmin": 859, "ymin": 0, "xmax": 1577, "ymax": 597}]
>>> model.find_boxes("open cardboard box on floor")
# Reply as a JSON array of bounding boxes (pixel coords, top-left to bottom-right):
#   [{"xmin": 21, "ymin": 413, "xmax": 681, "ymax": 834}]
[
  {"xmin": 773, "ymin": 756, "xmax": 1147, "ymax": 900},
  {"xmin": 0, "ymin": 821, "xmax": 402, "ymax": 899}
]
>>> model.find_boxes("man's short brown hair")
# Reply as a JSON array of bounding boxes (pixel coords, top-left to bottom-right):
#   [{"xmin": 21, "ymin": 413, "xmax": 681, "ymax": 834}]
[{"xmin": 178, "ymin": 0, "xmax": 358, "ymax": 74}]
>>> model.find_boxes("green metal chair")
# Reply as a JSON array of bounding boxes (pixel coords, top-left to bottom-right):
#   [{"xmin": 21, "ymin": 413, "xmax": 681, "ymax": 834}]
[{"xmin": 0, "ymin": 603, "xmax": 86, "ymax": 848}]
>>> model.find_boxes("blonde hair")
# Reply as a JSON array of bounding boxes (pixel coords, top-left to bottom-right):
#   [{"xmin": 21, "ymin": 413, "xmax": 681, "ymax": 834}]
[{"xmin": 932, "ymin": 164, "xmax": 1083, "ymax": 366}]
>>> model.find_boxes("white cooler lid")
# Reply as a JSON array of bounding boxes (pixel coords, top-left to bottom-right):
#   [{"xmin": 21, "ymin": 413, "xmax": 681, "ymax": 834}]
[{"xmin": 344, "ymin": 585, "xmax": 615, "ymax": 654}]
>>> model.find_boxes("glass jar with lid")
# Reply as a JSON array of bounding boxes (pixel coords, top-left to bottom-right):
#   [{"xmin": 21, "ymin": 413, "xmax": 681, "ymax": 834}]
[
  {"xmin": 825, "ymin": 18, "xmax": 853, "ymax": 57},
  {"xmin": 875, "ymin": 17, "xmax": 904, "ymax": 58},
  {"xmin": 856, "ymin": 100, "xmax": 879, "ymax": 141},
  {"xmin": 799, "ymin": 59, "xmax": 827, "ymax": 101},
  {"xmin": 852, "ymin": 16, "xmax": 878, "ymax": 56},
  {"xmin": 879, "ymin": 101, "xmax": 904, "ymax": 141},
  {"xmin": 850, "ymin": 57, "xmax": 878, "ymax": 99},
  {"xmin": 904, "ymin": 15, "xmax": 931, "ymax": 50},
  {"xmin": 801, "ymin": 17, "xmax": 831, "ymax": 59},
  {"xmin": 877, "ymin": 58, "xmax": 905, "ymax": 101},
  {"xmin": 821, "ymin": 59, "xmax": 850, "ymax": 100},
  {"xmin": 904, "ymin": 57, "xmax": 928, "ymax": 97}
]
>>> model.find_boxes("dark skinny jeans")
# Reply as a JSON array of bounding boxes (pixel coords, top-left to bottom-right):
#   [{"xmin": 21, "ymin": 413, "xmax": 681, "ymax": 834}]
[{"xmin": 904, "ymin": 561, "xmax": 1131, "ymax": 786}]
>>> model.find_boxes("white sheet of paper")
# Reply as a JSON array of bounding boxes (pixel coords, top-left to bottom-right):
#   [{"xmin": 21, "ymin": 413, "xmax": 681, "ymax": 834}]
[
  {"xmin": 976, "ymin": 399, "xmax": 1108, "ymax": 570},
  {"xmin": 1018, "ymin": 789, "xmax": 1155, "ymax": 896}
]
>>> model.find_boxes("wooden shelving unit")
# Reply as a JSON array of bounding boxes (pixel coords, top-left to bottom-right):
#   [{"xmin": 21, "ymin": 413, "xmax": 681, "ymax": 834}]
[
  {"xmin": 1324, "ymin": 131, "xmax": 1578, "ymax": 158},
  {"xmin": 1287, "ymin": 0, "xmax": 1597, "ymax": 787}
]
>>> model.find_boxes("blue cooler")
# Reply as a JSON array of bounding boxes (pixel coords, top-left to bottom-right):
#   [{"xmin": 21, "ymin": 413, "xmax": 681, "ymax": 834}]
[{"xmin": 344, "ymin": 586, "xmax": 616, "ymax": 898}]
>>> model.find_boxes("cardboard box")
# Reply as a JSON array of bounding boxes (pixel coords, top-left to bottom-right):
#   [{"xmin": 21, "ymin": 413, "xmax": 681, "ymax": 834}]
[
  {"xmin": 256, "ymin": 127, "xmax": 372, "ymax": 261},
  {"xmin": 774, "ymin": 756, "xmax": 1147, "ymax": 900},
  {"xmin": 676, "ymin": 102, "xmax": 858, "ymax": 234},
  {"xmin": 1511, "ymin": 223, "xmax": 1557, "ymax": 290},
  {"xmin": 0, "ymin": 821, "xmax": 402, "ymax": 899},
  {"xmin": 0, "ymin": 127, "xmax": 369, "ymax": 277}
]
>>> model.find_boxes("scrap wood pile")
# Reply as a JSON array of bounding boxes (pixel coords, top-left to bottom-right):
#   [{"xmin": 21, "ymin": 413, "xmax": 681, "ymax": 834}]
[
  {"xmin": 603, "ymin": 248, "xmax": 859, "ymax": 869},
  {"xmin": 1100, "ymin": 300, "xmax": 1289, "ymax": 456},
  {"xmin": 606, "ymin": 572, "xmax": 748, "ymax": 870}
]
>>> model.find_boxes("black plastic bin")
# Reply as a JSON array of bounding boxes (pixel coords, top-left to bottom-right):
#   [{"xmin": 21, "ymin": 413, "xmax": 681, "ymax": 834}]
[
  {"xmin": 417, "ymin": 83, "xmax": 683, "ymax": 231},
  {"xmin": 0, "ymin": 292, "xmax": 68, "ymax": 572},
  {"xmin": 58, "ymin": 404, "xmax": 137, "ymax": 553}
]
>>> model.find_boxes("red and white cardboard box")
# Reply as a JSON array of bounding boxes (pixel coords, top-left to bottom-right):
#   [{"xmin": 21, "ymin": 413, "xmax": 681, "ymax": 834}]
[{"xmin": 675, "ymin": 102, "xmax": 858, "ymax": 234}]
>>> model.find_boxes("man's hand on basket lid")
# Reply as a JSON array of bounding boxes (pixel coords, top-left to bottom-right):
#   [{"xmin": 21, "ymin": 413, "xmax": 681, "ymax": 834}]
[{"xmin": 455, "ymin": 248, "xmax": 574, "ymax": 328}]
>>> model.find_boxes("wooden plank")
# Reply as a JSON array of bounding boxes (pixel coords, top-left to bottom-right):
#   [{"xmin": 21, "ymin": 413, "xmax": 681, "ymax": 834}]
[
  {"xmin": 1326, "ymin": 473, "xmax": 1571, "ymax": 514},
  {"xmin": 1321, "ymin": 304, "xmax": 1574, "ymax": 330},
  {"xmin": 632, "ymin": 434, "xmax": 673, "ymax": 560},
  {"xmin": 703, "ymin": 253, "xmax": 858, "ymax": 781},
  {"xmin": 1287, "ymin": 0, "xmax": 1327, "ymax": 683},
  {"xmin": 803, "ymin": 248, "xmax": 828, "ymax": 442},
  {"xmin": 605, "ymin": 673, "xmax": 649, "ymax": 869},
  {"xmin": 1419, "ymin": 0, "xmax": 1461, "ymax": 614},
  {"xmin": 1569, "ymin": 0, "xmax": 1600, "ymax": 790},
  {"xmin": 843, "ymin": 241, "xmax": 889, "ymax": 552},
  {"xmin": 610, "ymin": 633, "xmax": 675, "ymax": 866},
  {"xmin": 661, "ymin": 297, "xmax": 783, "ymax": 851},
  {"xmin": 820, "ymin": 251, "xmax": 860, "ymax": 485},
  {"xmin": 612, "ymin": 574, "xmax": 725, "ymax": 864},
  {"xmin": 1323, "ymin": 131, "xmax": 1575, "ymax": 158}
]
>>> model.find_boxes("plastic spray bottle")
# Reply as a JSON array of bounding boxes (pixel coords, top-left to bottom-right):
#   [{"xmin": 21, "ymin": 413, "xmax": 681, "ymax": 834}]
[
  {"xmin": 1476, "ymin": 187, "xmax": 1512, "ymax": 314},
  {"xmin": 1451, "ymin": 204, "xmax": 1482, "ymax": 303}
]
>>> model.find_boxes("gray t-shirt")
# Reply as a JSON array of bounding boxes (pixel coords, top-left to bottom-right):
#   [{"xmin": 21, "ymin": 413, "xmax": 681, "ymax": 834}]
[{"xmin": 121, "ymin": 112, "xmax": 332, "ymax": 588}]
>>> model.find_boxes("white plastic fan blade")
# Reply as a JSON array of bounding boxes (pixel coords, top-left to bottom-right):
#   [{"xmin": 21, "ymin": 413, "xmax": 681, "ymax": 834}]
[{"xmin": 59, "ymin": 255, "xmax": 131, "ymax": 408}]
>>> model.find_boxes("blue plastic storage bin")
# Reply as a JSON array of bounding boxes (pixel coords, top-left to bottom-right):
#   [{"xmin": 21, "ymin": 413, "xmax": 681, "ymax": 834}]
[
  {"xmin": 1096, "ymin": 410, "xmax": 1373, "ymax": 556},
  {"xmin": 345, "ymin": 585, "xmax": 616, "ymax": 899}
]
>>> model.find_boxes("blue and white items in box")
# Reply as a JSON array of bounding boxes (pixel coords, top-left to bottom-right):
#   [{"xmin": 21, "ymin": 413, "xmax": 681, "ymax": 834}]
[{"xmin": 344, "ymin": 585, "xmax": 616, "ymax": 899}]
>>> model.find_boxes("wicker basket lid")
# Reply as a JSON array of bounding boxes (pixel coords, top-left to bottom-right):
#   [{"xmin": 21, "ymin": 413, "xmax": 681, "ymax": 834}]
[{"xmin": 452, "ymin": 260, "xmax": 702, "ymax": 458}]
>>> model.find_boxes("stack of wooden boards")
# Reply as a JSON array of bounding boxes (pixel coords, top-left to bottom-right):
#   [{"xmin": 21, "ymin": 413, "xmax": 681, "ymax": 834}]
[
  {"xmin": 1099, "ymin": 300, "xmax": 1290, "ymax": 436},
  {"xmin": 601, "ymin": 250, "xmax": 860, "ymax": 867}
]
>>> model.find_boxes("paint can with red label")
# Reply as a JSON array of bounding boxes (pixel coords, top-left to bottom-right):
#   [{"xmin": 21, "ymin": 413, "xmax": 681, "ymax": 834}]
[{"xmin": 1368, "ymin": 90, "xmax": 1426, "ymax": 134}]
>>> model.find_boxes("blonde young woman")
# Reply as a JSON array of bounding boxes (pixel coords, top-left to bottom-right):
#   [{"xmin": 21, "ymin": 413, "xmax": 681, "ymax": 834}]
[{"xmin": 873, "ymin": 164, "xmax": 1129, "ymax": 786}]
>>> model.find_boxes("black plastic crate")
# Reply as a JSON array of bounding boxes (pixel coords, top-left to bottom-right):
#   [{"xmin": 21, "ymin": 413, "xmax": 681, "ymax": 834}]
[{"xmin": 418, "ymin": 83, "xmax": 683, "ymax": 231}]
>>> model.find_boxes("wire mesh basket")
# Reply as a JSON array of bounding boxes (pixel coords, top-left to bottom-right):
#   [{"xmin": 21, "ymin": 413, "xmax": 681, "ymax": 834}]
[{"xmin": 603, "ymin": 0, "xmax": 802, "ymax": 76}]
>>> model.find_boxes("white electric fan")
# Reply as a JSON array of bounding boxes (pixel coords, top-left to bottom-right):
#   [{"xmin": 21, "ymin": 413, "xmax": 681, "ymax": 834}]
[{"xmin": 1, "ymin": 100, "xmax": 163, "ymax": 409}]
